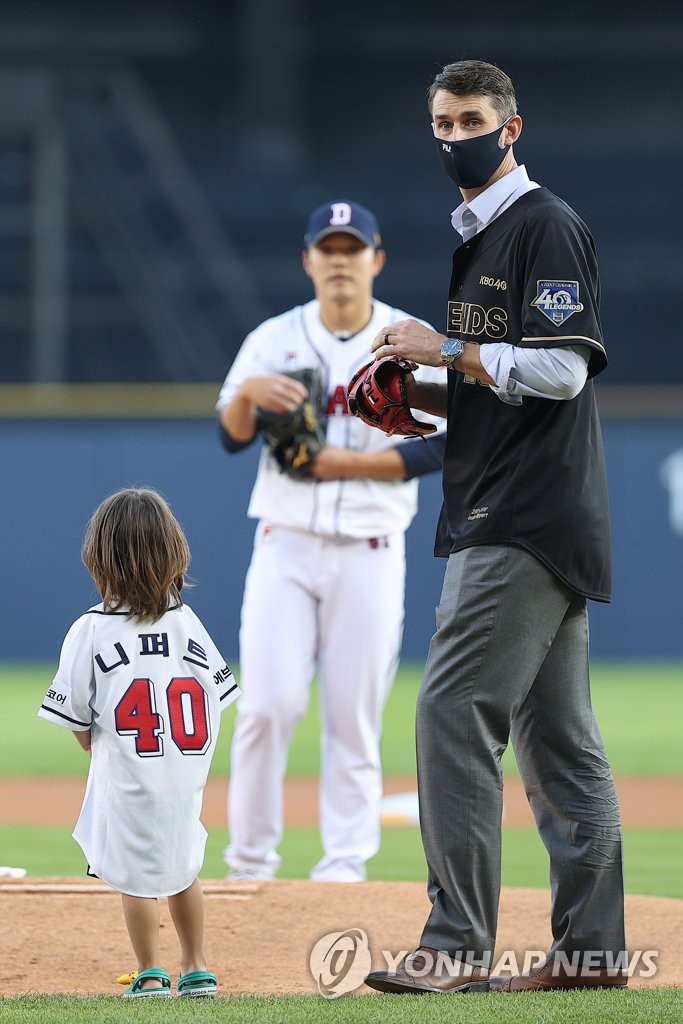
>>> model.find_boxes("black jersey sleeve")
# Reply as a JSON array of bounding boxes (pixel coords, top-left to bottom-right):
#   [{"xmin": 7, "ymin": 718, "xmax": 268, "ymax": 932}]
[
  {"xmin": 518, "ymin": 202, "xmax": 607, "ymax": 378},
  {"xmin": 397, "ymin": 432, "xmax": 446, "ymax": 479},
  {"xmin": 218, "ymin": 419, "xmax": 257, "ymax": 453}
]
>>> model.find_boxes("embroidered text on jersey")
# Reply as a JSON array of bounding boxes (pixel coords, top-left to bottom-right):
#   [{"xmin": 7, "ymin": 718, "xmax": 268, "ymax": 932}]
[
  {"xmin": 530, "ymin": 281, "xmax": 584, "ymax": 326},
  {"xmin": 447, "ymin": 301, "xmax": 508, "ymax": 339},
  {"xmin": 479, "ymin": 275, "xmax": 507, "ymax": 291},
  {"xmin": 327, "ymin": 385, "xmax": 351, "ymax": 416}
]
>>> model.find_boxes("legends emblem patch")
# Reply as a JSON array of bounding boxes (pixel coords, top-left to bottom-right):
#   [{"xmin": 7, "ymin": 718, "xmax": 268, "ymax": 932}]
[{"xmin": 531, "ymin": 281, "xmax": 584, "ymax": 326}]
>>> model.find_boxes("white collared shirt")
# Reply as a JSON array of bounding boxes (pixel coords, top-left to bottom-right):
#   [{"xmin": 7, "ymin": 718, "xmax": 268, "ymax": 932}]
[
  {"xmin": 452, "ymin": 165, "xmax": 589, "ymax": 405},
  {"xmin": 451, "ymin": 163, "xmax": 541, "ymax": 238}
]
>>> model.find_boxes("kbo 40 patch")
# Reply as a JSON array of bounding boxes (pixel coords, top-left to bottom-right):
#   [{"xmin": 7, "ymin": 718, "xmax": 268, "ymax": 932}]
[{"xmin": 531, "ymin": 280, "xmax": 584, "ymax": 325}]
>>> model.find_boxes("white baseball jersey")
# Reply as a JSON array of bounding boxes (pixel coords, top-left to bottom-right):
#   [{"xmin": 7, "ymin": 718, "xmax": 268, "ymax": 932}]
[
  {"xmin": 216, "ymin": 299, "xmax": 446, "ymax": 538},
  {"xmin": 38, "ymin": 602, "xmax": 238, "ymax": 898}
]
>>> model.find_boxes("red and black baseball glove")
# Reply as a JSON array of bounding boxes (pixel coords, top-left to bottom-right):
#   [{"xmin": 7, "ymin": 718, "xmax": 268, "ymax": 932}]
[{"xmin": 346, "ymin": 355, "xmax": 436, "ymax": 437}]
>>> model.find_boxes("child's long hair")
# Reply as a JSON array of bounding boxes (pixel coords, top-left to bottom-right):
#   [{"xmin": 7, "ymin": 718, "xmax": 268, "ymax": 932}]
[{"xmin": 82, "ymin": 488, "xmax": 190, "ymax": 623}]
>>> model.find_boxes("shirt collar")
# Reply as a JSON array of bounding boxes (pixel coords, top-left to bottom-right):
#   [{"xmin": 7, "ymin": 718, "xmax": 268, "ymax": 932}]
[{"xmin": 451, "ymin": 164, "xmax": 532, "ymax": 237}]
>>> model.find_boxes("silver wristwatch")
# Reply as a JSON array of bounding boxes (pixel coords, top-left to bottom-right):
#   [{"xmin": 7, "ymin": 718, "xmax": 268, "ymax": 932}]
[{"xmin": 440, "ymin": 337, "xmax": 465, "ymax": 369}]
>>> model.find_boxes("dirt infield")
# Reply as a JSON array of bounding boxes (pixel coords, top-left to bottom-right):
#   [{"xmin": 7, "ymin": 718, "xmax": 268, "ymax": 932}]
[
  {"xmin": 0, "ymin": 775, "xmax": 681, "ymax": 996},
  {"xmin": 2, "ymin": 774, "xmax": 683, "ymax": 828},
  {"xmin": 0, "ymin": 879, "xmax": 681, "ymax": 996}
]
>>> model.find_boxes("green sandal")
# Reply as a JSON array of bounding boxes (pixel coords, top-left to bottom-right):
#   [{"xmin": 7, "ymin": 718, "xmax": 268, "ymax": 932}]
[
  {"xmin": 177, "ymin": 970, "xmax": 218, "ymax": 998},
  {"xmin": 123, "ymin": 967, "xmax": 172, "ymax": 999}
]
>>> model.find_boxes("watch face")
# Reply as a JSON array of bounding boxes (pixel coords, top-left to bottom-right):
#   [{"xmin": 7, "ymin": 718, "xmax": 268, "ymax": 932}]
[{"xmin": 441, "ymin": 339, "xmax": 464, "ymax": 366}]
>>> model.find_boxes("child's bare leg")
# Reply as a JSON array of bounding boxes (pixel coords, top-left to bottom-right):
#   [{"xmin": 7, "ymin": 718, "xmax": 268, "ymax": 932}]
[
  {"xmin": 167, "ymin": 878, "xmax": 207, "ymax": 975},
  {"xmin": 121, "ymin": 894, "xmax": 163, "ymax": 989}
]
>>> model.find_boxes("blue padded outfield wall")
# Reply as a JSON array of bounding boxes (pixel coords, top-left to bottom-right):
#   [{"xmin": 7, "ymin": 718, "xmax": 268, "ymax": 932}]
[{"xmin": 1, "ymin": 416, "xmax": 682, "ymax": 663}]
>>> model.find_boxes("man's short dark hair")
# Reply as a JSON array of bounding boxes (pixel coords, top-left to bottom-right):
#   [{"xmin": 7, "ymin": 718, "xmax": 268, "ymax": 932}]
[{"xmin": 427, "ymin": 60, "xmax": 518, "ymax": 122}]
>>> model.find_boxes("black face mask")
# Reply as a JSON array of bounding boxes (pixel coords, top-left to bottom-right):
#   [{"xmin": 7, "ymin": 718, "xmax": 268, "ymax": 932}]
[{"xmin": 435, "ymin": 119, "xmax": 512, "ymax": 189}]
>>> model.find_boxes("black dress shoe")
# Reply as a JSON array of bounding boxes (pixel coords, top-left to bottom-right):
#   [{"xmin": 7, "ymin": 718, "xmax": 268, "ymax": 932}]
[{"xmin": 364, "ymin": 947, "xmax": 489, "ymax": 994}]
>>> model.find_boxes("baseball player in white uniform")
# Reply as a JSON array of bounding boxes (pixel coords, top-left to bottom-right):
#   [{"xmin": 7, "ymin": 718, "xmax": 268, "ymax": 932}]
[{"xmin": 217, "ymin": 200, "xmax": 446, "ymax": 882}]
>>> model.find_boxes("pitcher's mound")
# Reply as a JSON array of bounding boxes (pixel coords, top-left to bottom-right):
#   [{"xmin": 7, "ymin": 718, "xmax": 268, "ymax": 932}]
[{"xmin": 0, "ymin": 879, "xmax": 679, "ymax": 995}]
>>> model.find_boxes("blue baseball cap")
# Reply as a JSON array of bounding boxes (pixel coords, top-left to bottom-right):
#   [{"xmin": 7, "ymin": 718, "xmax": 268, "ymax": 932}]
[{"xmin": 304, "ymin": 200, "xmax": 382, "ymax": 249}]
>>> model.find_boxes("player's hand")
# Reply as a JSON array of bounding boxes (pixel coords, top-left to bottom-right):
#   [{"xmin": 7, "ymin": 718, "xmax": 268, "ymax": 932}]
[
  {"xmin": 308, "ymin": 446, "xmax": 357, "ymax": 480},
  {"xmin": 372, "ymin": 319, "xmax": 446, "ymax": 366},
  {"xmin": 241, "ymin": 374, "xmax": 309, "ymax": 414}
]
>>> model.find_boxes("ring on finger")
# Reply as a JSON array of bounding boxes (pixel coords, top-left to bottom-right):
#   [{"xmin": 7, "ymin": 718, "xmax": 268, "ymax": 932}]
[{"xmin": 384, "ymin": 333, "xmax": 391, "ymax": 345}]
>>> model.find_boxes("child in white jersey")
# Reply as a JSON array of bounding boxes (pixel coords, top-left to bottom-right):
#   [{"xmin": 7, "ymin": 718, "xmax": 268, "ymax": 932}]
[{"xmin": 38, "ymin": 488, "xmax": 239, "ymax": 998}]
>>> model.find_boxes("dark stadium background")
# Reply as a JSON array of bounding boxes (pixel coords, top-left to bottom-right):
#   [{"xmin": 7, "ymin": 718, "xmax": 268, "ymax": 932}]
[{"xmin": 1, "ymin": 0, "xmax": 681, "ymax": 385}]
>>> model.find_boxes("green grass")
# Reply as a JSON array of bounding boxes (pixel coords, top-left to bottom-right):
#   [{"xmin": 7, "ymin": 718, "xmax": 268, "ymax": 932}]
[
  {"xmin": 3, "ymin": 660, "xmax": 683, "ymax": 778},
  {"xmin": 2, "ymin": 823, "xmax": 681, "ymax": 898},
  {"xmin": 0, "ymin": 989, "xmax": 681, "ymax": 1024},
  {"xmin": 2, "ymin": 660, "xmax": 682, "ymax": 900}
]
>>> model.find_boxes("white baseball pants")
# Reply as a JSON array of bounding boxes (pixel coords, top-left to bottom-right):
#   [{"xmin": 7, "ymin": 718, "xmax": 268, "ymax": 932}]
[{"xmin": 225, "ymin": 523, "xmax": 405, "ymax": 880}]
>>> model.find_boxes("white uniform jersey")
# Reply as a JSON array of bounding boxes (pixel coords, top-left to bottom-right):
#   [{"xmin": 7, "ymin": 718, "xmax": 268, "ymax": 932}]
[
  {"xmin": 38, "ymin": 602, "xmax": 239, "ymax": 898},
  {"xmin": 216, "ymin": 299, "xmax": 446, "ymax": 539}
]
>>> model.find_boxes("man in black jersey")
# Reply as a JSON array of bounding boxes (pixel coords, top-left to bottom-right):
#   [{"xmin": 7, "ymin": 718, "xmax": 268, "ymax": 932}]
[{"xmin": 364, "ymin": 60, "xmax": 626, "ymax": 994}]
